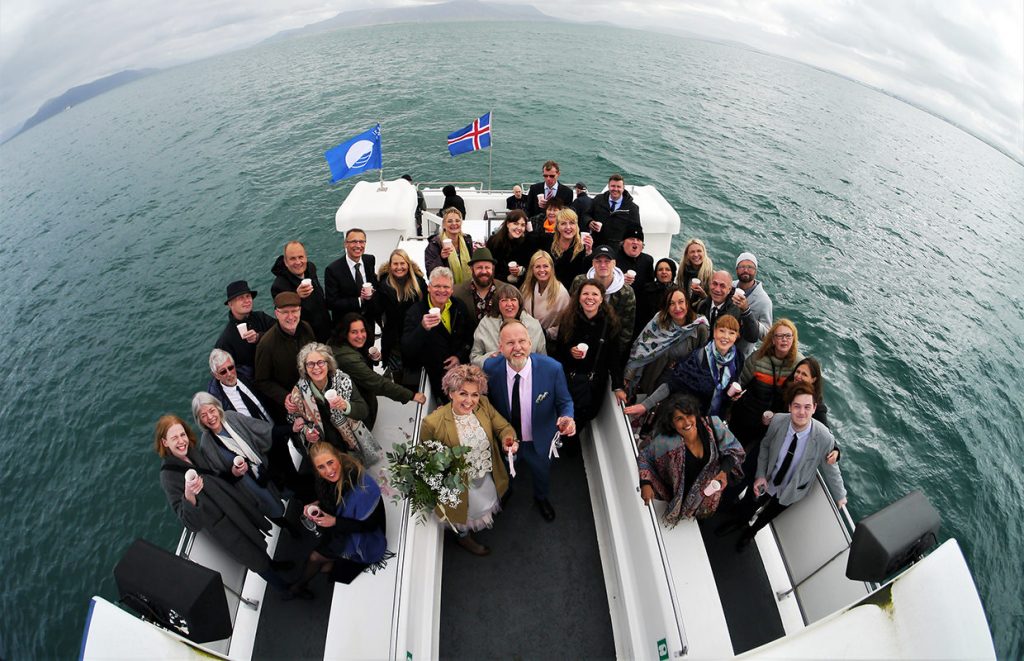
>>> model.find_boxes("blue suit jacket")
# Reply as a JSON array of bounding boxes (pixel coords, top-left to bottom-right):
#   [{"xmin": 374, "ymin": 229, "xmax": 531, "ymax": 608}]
[{"xmin": 483, "ymin": 353, "xmax": 574, "ymax": 462}]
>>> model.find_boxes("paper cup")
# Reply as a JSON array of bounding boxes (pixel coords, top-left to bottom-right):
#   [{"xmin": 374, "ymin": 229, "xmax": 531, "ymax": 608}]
[
  {"xmin": 593, "ymin": 221, "xmax": 603, "ymax": 232},
  {"xmin": 324, "ymin": 389, "xmax": 338, "ymax": 402},
  {"xmin": 233, "ymin": 456, "xmax": 245, "ymax": 468},
  {"xmin": 626, "ymin": 269, "xmax": 636, "ymax": 278},
  {"xmin": 362, "ymin": 282, "xmax": 373, "ymax": 293},
  {"xmin": 762, "ymin": 410, "xmax": 774, "ymax": 424},
  {"xmin": 727, "ymin": 382, "xmax": 742, "ymax": 397},
  {"xmin": 703, "ymin": 480, "xmax": 722, "ymax": 497},
  {"xmin": 308, "ymin": 505, "xmax": 321, "ymax": 518},
  {"xmin": 537, "ymin": 193, "xmax": 546, "ymax": 203},
  {"xmin": 300, "ymin": 278, "xmax": 312, "ymax": 288},
  {"xmin": 691, "ymin": 278, "xmax": 701, "ymax": 286},
  {"xmin": 576, "ymin": 342, "xmax": 589, "ymax": 358},
  {"xmin": 428, "ymin": 307, "xmax": 440, "ymax": 316},
  {"xmin": 368, "ymin": 347, "xmax": 381, "ymax": 361},
  {"xmin": 442, "ymin": 238, "xmax": 453, "ymax": 248},
  {"xmin": 236, "ymin": 322, "xmax": 248, "ymax": 336},
  {"xmin": 184, "ymin": 469, "xmax": 198, "ymax": 484},
  {"xmin": 732, "ymin": 288, "xmax": 746, "ymax": 300},
  {"xmin": 508, "ymin": 261, "xmax": 518, "ymax": 270},
  {"xmin": 581, "ymin": 231, "xmax": 591, "ymax": 241}
]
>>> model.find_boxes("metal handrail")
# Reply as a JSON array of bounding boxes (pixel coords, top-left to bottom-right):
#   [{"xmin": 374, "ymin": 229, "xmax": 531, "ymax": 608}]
[
  {"xmin": 416, "ymin": 180, "xmax": 484, "ymax": 191},
  {"xmin": 388, "ymin": 369, "xmax": 429, "ymax": 661},
  {"xmin": 618, "ymin": 401, "xmax": 690, "ymax": 657}
]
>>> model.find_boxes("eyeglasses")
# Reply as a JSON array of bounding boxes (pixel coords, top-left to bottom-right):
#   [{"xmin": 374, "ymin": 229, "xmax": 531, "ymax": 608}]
[
  {"xmin": 305, "ymin": 360, "xmax": 327, "ymax": 370},
  {"xmin": 216, "ymin": 364, "xmax": 236, "ymax": 376},
  {"xmin": 774, "ymin": 333, "xmax": 794, "ymax": 340},
  {"xmin": 736, "ymin": 265, "xmax": 757, "ymax": 271}
]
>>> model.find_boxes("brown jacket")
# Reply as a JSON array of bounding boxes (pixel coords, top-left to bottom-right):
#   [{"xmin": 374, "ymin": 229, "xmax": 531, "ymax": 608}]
[{"xmin": 419, "ymin": 395, "xmax": 515, "ymax": 524}]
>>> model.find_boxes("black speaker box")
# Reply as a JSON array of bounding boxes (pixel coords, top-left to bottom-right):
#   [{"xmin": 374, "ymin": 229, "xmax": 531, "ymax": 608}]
[
  {"xmin": 114, "ymin": 538, "xmax": 233, "ymax": 644},
  {"xmin": 846, "ymin": 490, "xmax": 941, "ymax": 583}
]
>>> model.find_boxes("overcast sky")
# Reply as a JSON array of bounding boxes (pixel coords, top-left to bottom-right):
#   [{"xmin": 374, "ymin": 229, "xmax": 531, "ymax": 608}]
[{"xmin": 1, "ymin": 0, "xmax": 1021, "ymax": 160}]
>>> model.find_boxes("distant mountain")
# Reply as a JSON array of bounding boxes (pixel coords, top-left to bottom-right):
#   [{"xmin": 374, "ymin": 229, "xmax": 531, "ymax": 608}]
[
  {"xmin": 264, "ymin": 0, "xmax": 556, "ymax": 44},
  {"xmin": 5, "ymin": 68, "xmax": 158, "ymax": 143}
]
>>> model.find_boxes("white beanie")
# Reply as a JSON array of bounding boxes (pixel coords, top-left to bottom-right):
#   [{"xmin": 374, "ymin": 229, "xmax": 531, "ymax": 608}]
[{"xmin": 736, "ymin": 252, "xmax": 758, "ymax": 268}]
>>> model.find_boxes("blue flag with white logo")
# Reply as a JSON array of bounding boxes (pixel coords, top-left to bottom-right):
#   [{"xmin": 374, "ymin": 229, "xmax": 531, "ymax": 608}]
[
  {"xmin": 325, "ymin": 124, "xmax": 382, "ymax": 183},
  {"xmin": 447, "ymin": 112, "xmax": 491, "ymax": 156}
]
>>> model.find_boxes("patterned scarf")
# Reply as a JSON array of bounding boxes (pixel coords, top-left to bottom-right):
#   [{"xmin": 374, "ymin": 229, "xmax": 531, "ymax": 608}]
[
  {"xmin": 705, "ymin": 342, "xmax": 736, "ymax": 416},
  {"xmin": 626, "ymin": 316, "xmax": 708, "ymax": 375}
]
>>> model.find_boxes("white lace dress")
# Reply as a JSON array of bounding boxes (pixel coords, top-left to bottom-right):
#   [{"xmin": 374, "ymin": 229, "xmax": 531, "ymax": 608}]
[{"xmin": 453, "ymin": 411, "xmax": 502, "ymax": 532}]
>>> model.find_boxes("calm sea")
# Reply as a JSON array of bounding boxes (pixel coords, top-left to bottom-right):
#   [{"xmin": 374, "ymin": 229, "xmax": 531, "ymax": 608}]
[{"xmin": 1, "ymin": 21, "xmax": 1021, "ymax": 659}]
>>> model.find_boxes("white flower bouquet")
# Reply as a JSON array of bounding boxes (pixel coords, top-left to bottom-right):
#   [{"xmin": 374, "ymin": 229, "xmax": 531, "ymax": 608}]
[{"xmin": 386, "ymin": 440, "xmax": 470, "ymax": 528}]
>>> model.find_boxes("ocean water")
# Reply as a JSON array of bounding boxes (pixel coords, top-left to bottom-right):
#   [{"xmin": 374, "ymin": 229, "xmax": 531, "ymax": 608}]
[{"xmin": 1, "ymin": 21, "xmax": 1022, "ymax": 659}]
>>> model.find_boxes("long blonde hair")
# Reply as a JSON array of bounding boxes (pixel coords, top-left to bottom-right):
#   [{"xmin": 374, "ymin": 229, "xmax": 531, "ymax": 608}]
[
  {"xmin": 550, "ymin": 209, "xmax": 583, "ymax": 260},
  {"xmin": 378, "ymin": 248, "xmax": 424, "ymax": 302},
  {"xmin": 520, "ymin": 250, "xmax": 566, "ymax": 307},
  {"xmin": 308, "ymin": 442, "xmax": 365, "ymax": 507},
  {"xmin": 676, "ymin": 238, "xmax": 714, "ymax": 289}
]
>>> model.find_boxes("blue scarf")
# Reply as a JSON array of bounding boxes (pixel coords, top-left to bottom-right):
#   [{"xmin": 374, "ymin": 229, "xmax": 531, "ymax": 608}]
[
  {"xmin": 705, "ymin": 342, "xmax": 736, "ymax": 416},
  {"xmin": 334, "ymin": 472, "xmax": 389, "ymax": 568}
]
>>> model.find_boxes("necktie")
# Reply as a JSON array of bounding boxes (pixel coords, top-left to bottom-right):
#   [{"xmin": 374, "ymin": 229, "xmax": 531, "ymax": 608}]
[
  {"xmin": 545, "ymin": 188, "xmax": 553, "ymax": 200},
  {"xmin": 610, "ymin": 200, "xmax": 616, "ymax": 211},
  {"xmin": 773, "ymin": 433, "xmax": 798, "ymax": 487},
  {"xmin": 510, "ymin": 374, "xmax": 523, "ymax": 440},
  {"xmin": 354, "ymin": 262, "xmax": 363, "ymax": 289},
  {"xmin": 709, "ymin": 305, "xmax": 719, "ymax": 327},
  {"xmin": 238, "ymin": 388, "xmax": 267, "ymax": 421}
]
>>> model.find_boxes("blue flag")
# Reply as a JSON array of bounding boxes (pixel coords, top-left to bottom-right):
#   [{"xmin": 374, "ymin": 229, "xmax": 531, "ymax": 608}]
[
  {"xmin": 325, "ymin": 124, "xmax": 382, "ymax": 183},
  {"xmin": 447, "ymin": 112, "xmax": 491, "ymax": 157}
]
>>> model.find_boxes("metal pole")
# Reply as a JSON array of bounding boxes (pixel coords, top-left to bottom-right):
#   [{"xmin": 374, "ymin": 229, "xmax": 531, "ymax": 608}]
[{"xmin": 488, "ymin": 110, "xmax": 493, "ymax": 193}]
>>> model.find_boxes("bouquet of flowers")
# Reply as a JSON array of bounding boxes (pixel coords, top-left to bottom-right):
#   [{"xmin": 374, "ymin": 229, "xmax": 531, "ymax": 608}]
[{"xmin": 386, "ymin": 440, "xmax": 470, "ymax": 528}]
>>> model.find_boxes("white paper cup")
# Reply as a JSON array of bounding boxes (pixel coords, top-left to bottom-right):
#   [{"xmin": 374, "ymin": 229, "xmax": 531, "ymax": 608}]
[
  {"xmin": 537, "ymin": 193, "xmax": 546, "ymax": 203},
  {"xmin": 236, "ymin": 322, "xmax": 248, "ymax": 336},
  {"xmin": 581, "ymin": 231, "xmax": 591, "ymax": 241},
  {"xmin": 732, "ymin": 288, "xmax": 746, "ymax": 300},
  {"xmin": 233, "ymin": 455, "xmax": 245, "ymax": 468},
  {"xmin": 368, "ymin": 347, "xmax": 381, "ymax": 361},
  {"xmin": 691, "ymin": 278, "xmax": 701, "ymax": 286},
  {"xmin": 362, "ymin": 282, "xmax": 373, "ymax": 293},
  {"xmin": 300, "ymin": 278, "xmax": 312, "ymax": 288},
  {"xmin": 508, "ymin": 261, "xmax": 518, "ymax": 270},
  {"xmin": 184, "ymin": 469, "xmax": 198, "ymax": 484},
  {"xmin": 593, "ymin": 221, "xmax": 603, "ymax": 232},
  {"xmin": 442, "ymin": 238, "xmax": 453, "ymax": 248},
  {"xmin": 762, "ymin": 410, "xmax": 774, "ymax": 424},
  {"xmin": 626, "ymin": 269, "xmax": 636, "ymax": 278},
  {"xmin": 324, "ymin": 389, "xmax": 338, "ymax": 402},
  {"xmin": 428, "ymin": 307, "xmax": 440, "ymax": 316},
  {"xmin": 576, "ymin": 342, "xmax": 589, "ymax": 358},
  {"xmin": 308, "ymin": 505, "xmax": 321, "ymax": 518},
  {"xmin": 703, "ymin": 480, "xmax": 722, "ymax": 497}
]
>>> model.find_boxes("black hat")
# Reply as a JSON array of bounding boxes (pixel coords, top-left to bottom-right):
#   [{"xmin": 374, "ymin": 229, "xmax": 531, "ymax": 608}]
[
  {"xmin": 224, "ymin": 280, "xmax": 257, "ymax": 305},
  {"xmin": 468, "ymin": 247, "xmax": 497, "ymax": 265},
  {"xmin": 575, "ymin": 181, "xmax": 587, "ymax": 191},
  {"xmin": 622, "ymin": 226, "xmax": 645, "ymax": 241},
  {"xmin": 592, "ymin": 244, "xmax": 616, "ymax": 260}
]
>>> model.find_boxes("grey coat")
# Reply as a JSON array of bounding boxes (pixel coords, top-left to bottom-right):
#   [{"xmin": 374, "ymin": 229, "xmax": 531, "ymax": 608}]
[
  {"xmin": 159, "ymin": 451, "xmax": 272, "ymax": 574},
  {"xmin": 755, "ymin": 413, "xmax": 846, "ymax": 507},
  {"xmin": 198, "ymin": 410, "xmax": 282, "ymax": 506},
  {"xmin": 734, "ymin": 280, "xmax": 773, "ymax": 357}
]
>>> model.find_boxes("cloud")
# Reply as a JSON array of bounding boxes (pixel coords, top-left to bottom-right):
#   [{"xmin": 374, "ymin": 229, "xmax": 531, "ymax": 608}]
[{"xmin": 1, "ymin": 0, "xmax": 1021, "ymax": 159}]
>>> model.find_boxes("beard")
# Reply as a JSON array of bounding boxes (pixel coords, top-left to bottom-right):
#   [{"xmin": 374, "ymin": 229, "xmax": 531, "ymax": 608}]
[
  {"xmin": 507, "ymin": 354, "xmax": 529, "ymax": 370},
  {"xmin": 474, "ymin": 273, "xmax": 493, "ymax": 288}
]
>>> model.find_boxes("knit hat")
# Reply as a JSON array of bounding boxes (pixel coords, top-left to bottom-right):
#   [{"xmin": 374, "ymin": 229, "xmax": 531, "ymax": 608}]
[{"xmin": 735, "ymin": 252, "xmax": 758, "ymax": 269}]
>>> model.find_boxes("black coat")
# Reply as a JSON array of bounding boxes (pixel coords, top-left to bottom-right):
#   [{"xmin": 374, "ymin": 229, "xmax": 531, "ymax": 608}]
[
  {"xmin": 376, "ymin": 274, "xmax": 428, "ymax": 365},
  {"xmin": 270, "ymin": 257, "xmax": 332, "ymax": 342},
  {"xmin": 615, "ymin": 249, "xmax": 655, "ymax": 337},
  {"xmin": 401, "ymin": 297, "xmax": 473, "ymax": 401},
  {"xmin": 506, "ymin": 194, "xmax": 529, "ymax": 211},
  {"xmin": 553, "ymin": 309, "xmax": 624, "ymax": 424},
  {"xmin": 324, "ymin": 254, "xmax": 379, "ymax": 329},
  {"xmin": 215, "ymin": 309, "xmax": 276, "ymax": 373},
  {"xmin": 487, "ymin": 234, "xmax": 539, "ymax": 285},
  {"xmin": 584, "ymin": 189, "xmax": 641, "ymax": 249},
  {"xmin": 525, "ymin": 181, "xmax": 574, "ymax": 218}
]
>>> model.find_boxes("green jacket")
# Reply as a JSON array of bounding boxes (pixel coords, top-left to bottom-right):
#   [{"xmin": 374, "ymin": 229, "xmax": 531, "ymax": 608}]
[{"xmin": 330, "ymin": 343, "xmax": 415, "ymax": 429}]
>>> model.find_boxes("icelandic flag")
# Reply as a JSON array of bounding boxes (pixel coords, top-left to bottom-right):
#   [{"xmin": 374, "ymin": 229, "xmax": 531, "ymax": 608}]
[
  {"xmin": 325, "ymin": 124, "xmax": 382, "ymax": 183},
  {"xmin": 447, "ymin": 112, "xmax": 491, "ymax": 156}
]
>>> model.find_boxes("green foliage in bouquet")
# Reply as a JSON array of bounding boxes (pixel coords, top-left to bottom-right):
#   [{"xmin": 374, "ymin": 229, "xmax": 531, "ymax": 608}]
[{"xmin": 386, "ymin": 440, "xmax": 471, "ymax": 524}]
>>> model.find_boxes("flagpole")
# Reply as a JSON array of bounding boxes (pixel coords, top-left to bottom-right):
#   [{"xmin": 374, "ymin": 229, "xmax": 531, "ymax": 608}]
[
  {"xmin": 487, "ymin": 110, "xmax": 494, "ymax": 193},
  {"xmin": 377, "ymin": 120, "xmax": 387, "ymax": 191}
]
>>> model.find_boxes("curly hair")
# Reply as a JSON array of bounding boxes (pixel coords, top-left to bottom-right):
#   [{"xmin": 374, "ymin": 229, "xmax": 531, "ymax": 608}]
[{"xmin": 440, "ymin": 363, "xmax": 489, "ymax": 396}]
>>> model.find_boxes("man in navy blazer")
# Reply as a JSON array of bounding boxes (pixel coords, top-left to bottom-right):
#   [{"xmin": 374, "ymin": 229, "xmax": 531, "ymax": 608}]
[
  {"xmin": 324, "ymin": 227, "xmax": 379, "ymax": 329},
  {"xmin": 734, "ymin": 381, "xmax": 847, "ymax": 550},
  {"xmin": 525, "ymin": 159, "xmax": 575, "ymax": 218},
  {"xmin": 484, "ymin": 320, "xmax": 575, "ymax": 522}
]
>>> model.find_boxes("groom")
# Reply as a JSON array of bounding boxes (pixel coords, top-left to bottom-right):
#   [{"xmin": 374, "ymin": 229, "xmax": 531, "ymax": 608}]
[{"xmin": 484, "ymin": 320, "xmax": 575, "ymax": 522}]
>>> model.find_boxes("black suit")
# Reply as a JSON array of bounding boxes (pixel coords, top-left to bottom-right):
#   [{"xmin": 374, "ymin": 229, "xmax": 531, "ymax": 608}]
[
  {"xmin": 401, "ymin": 297, "xmax": 473, "ymax": 403},
  {"xmin": 214, "ymin": 309, "xmax": 276, "ymax": 373},
  {"xmin": 325, "ymin": 254, "xmax": 379, "ymax": 330},
  {"xmin": 525, "ymin": 181, "xmax": 574, "ymax": 218}
]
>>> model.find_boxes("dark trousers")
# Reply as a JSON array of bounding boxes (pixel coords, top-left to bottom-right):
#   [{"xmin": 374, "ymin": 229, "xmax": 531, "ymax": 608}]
[
  {"xmin": 739, "ymin": 490, "xmax": 789, "ymax": 539},
  {"xmin": 514, "ymin": 441, "xmax": 551, "ymax": 500}
]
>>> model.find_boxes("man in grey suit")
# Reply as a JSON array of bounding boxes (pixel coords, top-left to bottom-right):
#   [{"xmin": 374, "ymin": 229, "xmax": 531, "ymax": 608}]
[{"xmin": 735, "ymin": 381, "xmax": 847, "ymax": 550}]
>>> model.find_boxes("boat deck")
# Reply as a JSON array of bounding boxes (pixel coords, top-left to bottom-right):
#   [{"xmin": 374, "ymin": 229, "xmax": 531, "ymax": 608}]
[{"xmin": 438, "ymin": 444, "xmax": 615, "ymax": 659}]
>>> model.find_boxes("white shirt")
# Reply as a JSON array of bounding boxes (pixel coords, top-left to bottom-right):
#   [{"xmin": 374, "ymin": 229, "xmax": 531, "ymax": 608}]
[{"xmin": 222, "ymin": 381, "xmax": 270, "ymax": 421}]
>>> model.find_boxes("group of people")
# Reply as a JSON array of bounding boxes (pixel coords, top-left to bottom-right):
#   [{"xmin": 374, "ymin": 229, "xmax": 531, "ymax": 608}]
[{"xmin": 154, "ymin": 159, "xmax": 849, "ymax": 600}]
